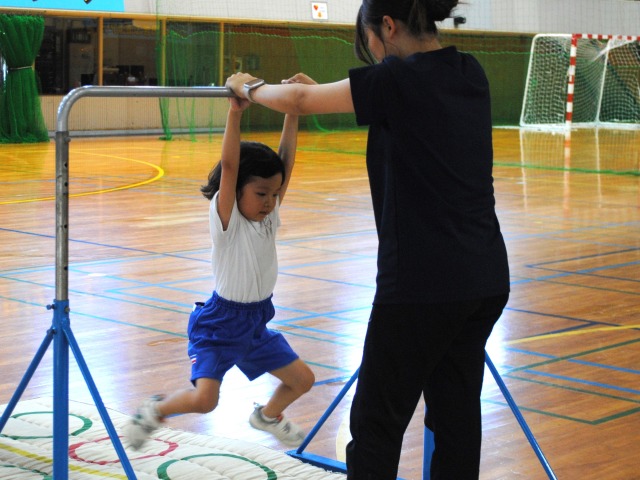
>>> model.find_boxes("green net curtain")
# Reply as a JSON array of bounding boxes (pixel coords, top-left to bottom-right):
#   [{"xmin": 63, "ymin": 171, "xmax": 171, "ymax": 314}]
[
  {"xmin": 155, "ymin": 20, "xmax": 360, "ymax": 139},
  {"xmin": 289, "ymin": 26, "xmax": 359, "ymax": 132},
  {"xmin": 156, "ymin": 23, "xmax": 222, "ymax": 140},
  {"xmin": 153, "ymin": 21, "xmax": 534, "ymax": 133},
  {"xmin": 0, "ymin": 14, "xmax": 48, "ymax": 143}
]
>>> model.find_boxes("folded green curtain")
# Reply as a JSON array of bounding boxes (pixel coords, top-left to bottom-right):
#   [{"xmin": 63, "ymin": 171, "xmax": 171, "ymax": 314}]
[{"xmin": 0, "ymin": 14, "xmax": 49, "ymax": 143}]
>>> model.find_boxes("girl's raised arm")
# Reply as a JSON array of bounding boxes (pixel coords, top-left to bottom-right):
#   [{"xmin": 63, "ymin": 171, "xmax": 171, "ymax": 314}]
[
  {"xmin": 276, "ymin": 113, "xmax": 298, "ymax": 204},
  {"xmin": 217, "ymin": 98, "xmax": 250, "ymax": 230}
]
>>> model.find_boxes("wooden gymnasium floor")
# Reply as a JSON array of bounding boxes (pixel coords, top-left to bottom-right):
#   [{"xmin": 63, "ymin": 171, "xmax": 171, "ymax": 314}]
[{"xmin": 0, "ymin": 126, "xmax": 639, "ymax": 479}]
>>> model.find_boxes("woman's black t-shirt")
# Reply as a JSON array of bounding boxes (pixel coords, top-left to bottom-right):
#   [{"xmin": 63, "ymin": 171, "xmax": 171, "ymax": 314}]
[{"xmin": 349, "ymin": 46, "xmax": 510, "ymax": 304}]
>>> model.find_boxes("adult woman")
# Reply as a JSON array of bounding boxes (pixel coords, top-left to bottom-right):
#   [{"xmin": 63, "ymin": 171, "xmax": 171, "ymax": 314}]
[{"xmin": 227, "ymin": 1, "xmax": 509, "ymax": 478}]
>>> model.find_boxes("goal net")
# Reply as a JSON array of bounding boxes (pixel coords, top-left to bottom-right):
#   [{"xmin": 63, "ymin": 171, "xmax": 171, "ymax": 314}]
[{"xmin": 520, "ymin": 33, "xmax": 640, "ymax": 129}]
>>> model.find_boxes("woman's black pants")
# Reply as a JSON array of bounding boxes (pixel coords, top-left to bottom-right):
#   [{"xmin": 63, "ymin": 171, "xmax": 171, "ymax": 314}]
[{"xmin": 346, "ymin": 294, "xmax": 509, "ymax": 480}]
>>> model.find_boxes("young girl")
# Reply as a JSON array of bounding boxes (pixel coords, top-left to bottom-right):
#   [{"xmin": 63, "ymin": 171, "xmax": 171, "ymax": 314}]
[
  {"xmin": 126, "ymin": 94, "xmax": 315, "ymax": 450},
  {"xmin": 226, "ymin": 1, "xmax": 510, "ymax": 478}
]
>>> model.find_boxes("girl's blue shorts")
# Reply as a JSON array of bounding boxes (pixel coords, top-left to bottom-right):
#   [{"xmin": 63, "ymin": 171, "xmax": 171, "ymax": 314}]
[{"xmin": 187, "ymin": 291, "xmax": 298, "ymax": 384}]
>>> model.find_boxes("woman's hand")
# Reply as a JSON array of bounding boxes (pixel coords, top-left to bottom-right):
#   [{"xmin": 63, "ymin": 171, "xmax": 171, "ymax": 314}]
[
  {"xmin": 225, "ymin": 72, "xmax": 258, "ymax": 100},
  {"xmin": 282, "ymin": 73, "xmax": 318, "ymax": 85}
]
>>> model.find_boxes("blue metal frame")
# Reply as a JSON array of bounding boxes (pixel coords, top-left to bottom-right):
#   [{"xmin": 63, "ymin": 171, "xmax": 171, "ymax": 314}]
[
  {"xmin": 287, "ymin": 369, "xmax": 358, "ymax": 475},
  {"xmin": 287, "ymin": 367, "xmax": 410, "ymax": 479},
  {"xmin": 484, "ymin": 352, "xmax": 558, "ymax": 480},
  {"xmin": 287, "ymin": 353, "xmax": 558, "ymax": 480},
  {"xmin": 0, "ymin": 86, "xmax": 234, "ymax": 480},
  {"xmin": 0, "ymin": 85, "xmax": 559, "ymax": 480}
]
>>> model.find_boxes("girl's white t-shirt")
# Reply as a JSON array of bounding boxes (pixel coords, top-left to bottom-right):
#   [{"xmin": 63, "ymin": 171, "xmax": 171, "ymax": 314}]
[{"xmin": 209, "ymin": 191, "xmax": 280, "ymax": 303}]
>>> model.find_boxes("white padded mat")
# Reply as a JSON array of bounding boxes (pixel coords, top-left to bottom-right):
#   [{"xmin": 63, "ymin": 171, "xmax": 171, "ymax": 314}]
[{"xmin": 0, "ymin": 398, "xmax": 346, "ymax": 479}]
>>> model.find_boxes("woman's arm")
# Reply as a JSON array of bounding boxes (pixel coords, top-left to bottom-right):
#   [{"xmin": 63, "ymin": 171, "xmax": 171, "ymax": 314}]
[
  {"xmin": 217, "ymin": 98, "xmax": 250, "ymax": 230},
  {"xmin": 226, "ymin": 73, "xmax": 354, "ymax": 116}
]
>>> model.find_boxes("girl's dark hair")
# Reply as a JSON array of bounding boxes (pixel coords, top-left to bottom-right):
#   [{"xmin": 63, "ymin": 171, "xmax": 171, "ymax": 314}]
[
  {"xmin": 355, "ymin": 0, "xmax": 459, "ymax": 64},
  {"xmin": 200, "ymin": 141, "xmax": 285, "ymax": 200}
]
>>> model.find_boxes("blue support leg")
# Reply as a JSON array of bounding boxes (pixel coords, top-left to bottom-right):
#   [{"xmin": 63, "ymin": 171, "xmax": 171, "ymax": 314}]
[
  {"xmin": 424, "ymin": 352, "xmax": 557, "ymax": 480},
  {"xmin": 1, "ymin": 301, "xmax": 137, "ymax": 479},
  {"xmin": 297, "ymin": 368, "xmax": 359, "ymax": 454},
  {"xmin": 286, "ymin": 368, "xmax": 409, "ymax": 479},
  {"xmin": 485, "ymin": 352, "xmax": 557, "ymax": 480},
  {"xmin": 0, "ymin": 328, "xmax": 54, "ymax": 433},
  {"xmin": 422, "ymin": 407, "xmax": 435, "ymax": 480},
  {"xmin": 286, "ymin": 369, "xmax": 359, "ymax": 474},
  {"xmin": 62, "ymin": 320, "xmax": 137, "ymax": 478},
  {"xmin": 52, "ymin": 300, "xmax": 70, "ymax": 480}
]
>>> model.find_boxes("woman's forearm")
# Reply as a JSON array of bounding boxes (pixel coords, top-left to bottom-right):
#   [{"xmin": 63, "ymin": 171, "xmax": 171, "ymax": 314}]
[{"xmin": 226, "ymin": 74, "xmax": 354, "ymax": 116}]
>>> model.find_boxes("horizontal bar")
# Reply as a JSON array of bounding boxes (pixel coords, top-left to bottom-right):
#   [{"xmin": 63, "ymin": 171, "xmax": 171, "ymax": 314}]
[{"xmin": 56, "ymin": 85, "xmax": 235, "ymax": 132}]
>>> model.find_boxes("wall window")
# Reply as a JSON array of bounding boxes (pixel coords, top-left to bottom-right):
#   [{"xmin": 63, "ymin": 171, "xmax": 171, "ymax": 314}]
[
  {"xmin": 33, "ymin": 16, "xmax": 158, "ymax": 94},
  {"xmin": 36, "ymin": 17, "xmax": 97, "ymax": 94},
  {"xmin": 103, "ymin": 19, "xmax": 157, "ymax": 86}
]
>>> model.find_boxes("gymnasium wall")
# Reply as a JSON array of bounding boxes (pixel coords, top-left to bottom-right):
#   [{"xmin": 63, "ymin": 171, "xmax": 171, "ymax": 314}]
[
  {"xmin": 450, "ymin": 0, "xmax": 639, "ymax": 36},
  {"xmin": 7, "ymin": 0, "xmax": 638, "ymax": 33},
  {"xmin": 123, "ymin": 0, "xmax": 640, "ymax": 130},
  {"xmin": 34, "ymin": 29, "xmax": 531, "ymax": 133},
  {"xmin": 125, "ymin": 0, "xmax": 640, "ymax": 36},
  {"xmin": 3, "ymin": 0, "xmax": 638, "ymax": 133}
]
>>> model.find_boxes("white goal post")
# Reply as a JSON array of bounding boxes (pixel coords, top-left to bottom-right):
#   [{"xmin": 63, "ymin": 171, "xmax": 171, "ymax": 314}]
[{"xmin": 520, "ymin": 33, "xmax": 640, "ymax": 128}]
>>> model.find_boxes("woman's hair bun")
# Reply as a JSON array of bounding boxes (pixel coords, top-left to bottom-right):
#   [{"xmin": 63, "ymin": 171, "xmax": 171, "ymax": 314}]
[{"xmin": 428, "ymin": 0, "xmax": 459, "ymax": 21}]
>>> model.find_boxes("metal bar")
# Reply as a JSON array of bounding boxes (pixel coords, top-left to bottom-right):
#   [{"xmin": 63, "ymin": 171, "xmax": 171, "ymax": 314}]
[
  {"xmin": 55, "ymin": 131, "xmax": 70, "ymax": 300},
  {"xmin": 56, "ymin": 85, "xmax": 233, "ymax": 132}
]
